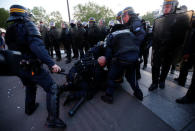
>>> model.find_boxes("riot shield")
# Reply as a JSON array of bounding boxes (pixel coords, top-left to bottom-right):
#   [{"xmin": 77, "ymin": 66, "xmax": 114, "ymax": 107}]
[
  {"xmin": 0, "ymin": 50, "xmax": 22, "ymax": 76},
  {"xmin": 153, "ymin": 10, "xmax": 193, "ymax": 47}
]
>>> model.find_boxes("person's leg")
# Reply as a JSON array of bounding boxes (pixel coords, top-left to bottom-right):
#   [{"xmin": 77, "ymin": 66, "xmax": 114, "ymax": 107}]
[
  {"xmin": 149, "ymin": 51, "xmax": 161, "ymax": 91},
  {"xmin": 176, "ymin": 64, "xmax": 195, "ymax": 104},
  {"xmin": 101, "ymin": 62, "xmax": 124, "ymax": 104},
  {"xmin": 33, "ymin": 68, "xmax": 66, "ymax": 128},
  {"xmin": 125, "ymin": 63, "xmax": 143, "ymax": 100},
  {"xmin": 159, "ymin": 63, "xmax": 171, "ymax": 89}
]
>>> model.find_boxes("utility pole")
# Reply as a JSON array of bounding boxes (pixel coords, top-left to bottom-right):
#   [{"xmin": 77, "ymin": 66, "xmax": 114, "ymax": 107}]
[{"xmin": 67, "ymin": 0, "xmax": 71, "ymax": 23}]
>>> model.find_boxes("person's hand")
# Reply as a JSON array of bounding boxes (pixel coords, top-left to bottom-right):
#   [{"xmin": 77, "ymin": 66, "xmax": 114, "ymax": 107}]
[
  {"xmin": 52, "ymin": 64, "xmax": 61, "ymax": 73},
  {"xmin": 98, "ymin": 56, "xmax": 106, "ymax": 67},
  {"xmin": 183, "ymin": 54, "xmax": 190, "ymax": 62}
]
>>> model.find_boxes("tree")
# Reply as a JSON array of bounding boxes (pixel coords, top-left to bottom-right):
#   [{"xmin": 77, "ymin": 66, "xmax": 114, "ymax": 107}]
[
  {"xmin": 30, "ymin": 6, "xmax": 63, "ymax": 28},
  {"xmin": 142, "ymin": 12, "xmax": 156, "ymax": 25},
  {"xmin": 49, "ymin": 11, "xmax": 63, "ymax": 28},
  {"xmin": 0, "ymin": 8, "xmax": 9, "ymax": 28},
  {"xmin": 73, "ymin": 2, "xmax": 115, "ymax": 25},
  {"xmin": 30, "ymin": 6, "xmax": 49, "ymax": 24}
]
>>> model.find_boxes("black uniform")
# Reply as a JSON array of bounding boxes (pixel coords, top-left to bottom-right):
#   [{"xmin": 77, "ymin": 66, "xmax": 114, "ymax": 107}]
[
  {"xmin": 48, "ymin": 27, "xmax": 61, "ymax": 61},
  {"xmin": 5, "ymin": 4, "xmax": 65, "ymax": 128},
  {"xmin": 87, "ymin": 24, "xmax": 100, "ymax": 48},
  {"xmin": 76, "ymin": 25, "xmax": 86, "ymax": 58},
  {"xmin": 70, "ymin": 24, "xmax": 79, "ymax": 59},
  {"xmin": 61, "ymin": 27, "xmax": 72, "ymax": 63},
  {"xmin": 61, "ymin": 44, "xmax": 107, "ymax": 102},
  {"xmin": 102, "ymin": 23, "xmax": 145, "ymax": 103},
  {"xmin": 176, "ymin": 26, "xmax": 195, "ymax": 103},
  {"xmin": 149, "ymin": 11, "xmax": 193, "ymax": 91}
]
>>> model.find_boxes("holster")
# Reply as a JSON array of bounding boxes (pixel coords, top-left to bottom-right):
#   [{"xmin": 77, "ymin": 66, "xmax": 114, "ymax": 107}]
[{"xmin": 20, "ymin": 59, "xmax": 42, "ymax": 75}]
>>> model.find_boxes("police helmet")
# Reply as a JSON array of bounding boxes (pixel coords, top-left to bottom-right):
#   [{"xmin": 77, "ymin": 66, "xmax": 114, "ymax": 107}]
[
  {"xmin": 82, "ymin": 21, "xmax": 88, "ymax": 27},
  {"xmin": 88, "ymin": 17, "xmax": 96, "ymax": 23},
  {"xmin": 0, "ymin": 28, "xmax": 6, "ymax": 34},
  {"xmin": 122, "ymin": 7, "xmax": 135, "ymax": 16},
  {"xmin": 116, "ymin": 11, "xmax": 122, "ymax": 21},
  {"xmin": 77, "ymin": 20, "xmax": 82, "ymax": 26},
  {"xmin": 163, "ymin": 0, "xmax": 179, "ymax": 14},
  {"xmin": 7, "ymin": 5, "xmax": 29, "ymax": 22},
  {"xmin": 70, "ymin": 19, "xmax": 75, "ymax": 25},
  {"xmin": 50, "ymin": 21, "xmax": 55, "ymax": 27}
]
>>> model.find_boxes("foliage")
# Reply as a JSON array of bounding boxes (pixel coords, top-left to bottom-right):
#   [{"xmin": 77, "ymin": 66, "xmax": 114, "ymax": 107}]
[
  {"xmin": 142, "ymin": 12, "xmax": 156, "ymax": 25},
  {"xmin": 0, "ymin": 8, "xmax": 9, "ymax": 28},
  {"xmin": 73, "ymin": 2, "xmax": 115, "ymax": 25},
  {"xmin": 30, "ymin": 6, "xmax": 63, "ymax": 28}
]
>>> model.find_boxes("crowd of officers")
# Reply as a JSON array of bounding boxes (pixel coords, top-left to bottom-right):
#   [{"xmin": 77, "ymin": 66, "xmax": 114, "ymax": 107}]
[
  {"xmin": 1, "ymin": 0, "xmax": 195, "ymax": 129},
  {"xmin": 39, "ymin": 17, "xmax": 109, "ymax": 63}
]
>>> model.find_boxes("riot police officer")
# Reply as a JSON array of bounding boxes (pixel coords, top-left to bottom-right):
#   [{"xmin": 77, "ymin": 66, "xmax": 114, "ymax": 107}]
[
  {"xmin": 149, "ymin": 0, "xmax": 193, "ymax": 91},
  {"xmin": 48, "ymin": 21, "xmax": 62, "ymax": 61},
  {"xmin": 82, "ymin": 21, "xmax": 89, "ymax": 53},
  {"xmin": 69, "ymin": 20, "xmax": 79, "ymax": 59},
  {"xmin": 39, "ymin": 21, "xmax": 50, "ymax": 55},
  {"xmin": 5, "ymin": 5, "xmax": 66, "ymax": 128},
  {"xmin": 76, "ymin": 20, "xmax": 86, "ymax": 58},
  {"xmin": 176, "ymin": 20, "xmax": 195, "ymax": 103},
  {"xmin": 97, "ymin": 19, "xmax": 108, "ymax": 41},
  {"xmin": 101, "ymin": 17, "xmax": 145, "ymax": 104},
  {"xmin": 61, "ymin": 22, "xmax": 72, "ymax": 63},
  {"xmin": 87, "ymin": 17, "xmax": 100, "ymax": 48}
]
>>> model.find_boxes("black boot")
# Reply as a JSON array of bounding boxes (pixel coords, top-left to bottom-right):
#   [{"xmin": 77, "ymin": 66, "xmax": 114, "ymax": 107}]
[
  {"xmin": 66, "ymin": 59, "xmax": 71, "ymax": 64},
  {"xmin": 174, "ymin": 78, "xmax": 185, "ymax": 86},
  {"xmin": 101, "ymin": 94, "xmax": 113, "ymax": 104},
  {"xmin": 45, "ymin": 84, "xmax": 66, "ymax": 128},
  {"xmin": 25, "ymin": 103, "xmax": 39, "ymax": 115},
  {"xmin": 45, "ymin": 116, "xmax": 66, "ymax": 128},
  {"xmin": 159, "ymin": 81, "xmax": 165, "ymax": 89},
  {"xmin": 148, "ymin": 83, "xmax": 158, "ymax": 91},
  {"xmin": 134, "ymin": 89, "xmax": 143, "ymax": 101},
  {"xmin": 25, "ymin": 86, "xmax": 39, "ymax": 115},
  {"xmin": 142, "ymin": 65, "xmax": 147, "ymax": 70},
  {"xmin": 176, "ymin": 95, "xmax": 195, "ymax": 104},
  {"xmin": 56, "ymin": 57, "xmax": 61, "ymax": 61}
]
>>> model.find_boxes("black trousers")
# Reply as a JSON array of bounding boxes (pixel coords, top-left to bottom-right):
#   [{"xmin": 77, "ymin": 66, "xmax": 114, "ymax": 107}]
[
  {"xmin": 152, "ymin": 50, "xmax": 172, "ymax": 84},
  {"xmin": 178, "ymin": 56, "xmax": 193, "ymax": 84},
  {"xmin": 186, "ymin": 61, "xmax": 195, "ymax": 99}
]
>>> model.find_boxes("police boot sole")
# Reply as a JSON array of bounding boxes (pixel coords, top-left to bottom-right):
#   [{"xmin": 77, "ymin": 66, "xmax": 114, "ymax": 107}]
[{"xmin": 45, "ymin": 121, "xmax": 66, "ymax": 128}]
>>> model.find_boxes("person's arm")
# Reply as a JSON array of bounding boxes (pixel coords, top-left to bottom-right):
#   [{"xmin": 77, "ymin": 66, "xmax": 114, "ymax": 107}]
[
  {"xmin": 28, "ymin": 36, "xmax": 55, "ymax": 67},
  {"xmin": 25, "ymin": 21, "xmax": 61, "ymax": 72},
  {"xmin": 132, "ymin": 20, "xmax": 146, "ymax": 46}
]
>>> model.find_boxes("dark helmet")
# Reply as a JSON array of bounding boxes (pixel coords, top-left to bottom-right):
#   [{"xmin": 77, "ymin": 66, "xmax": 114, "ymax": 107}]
[
  {"xmin": 122, "ymin": 7, "xmax": 135, "ymax": 16},
  {"xmin": 116, "ymin": 11, "xmax": 122, "ymax": 21},
  {"xmin": 162, "ymin": 0, "xmax": 179, "ymax": 14},
  {"xmin": 7, "ymin": 5, "xmax": 29, "ymax": 22},
  {"xmin": 88, "ymin": 17, "xmax": 95, "ymax": 23},
  {"xmin": 77, "ymin": 20, "xmax": 82, "ymax": 26},
  {"xmin": 82, "ymin": 21, "xmax": 88, "ymax": 27}
]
